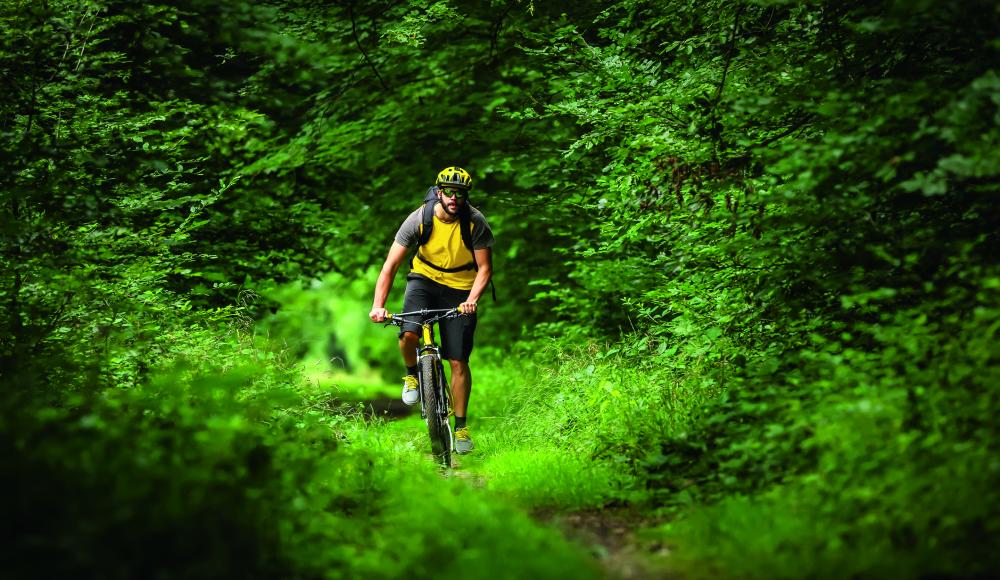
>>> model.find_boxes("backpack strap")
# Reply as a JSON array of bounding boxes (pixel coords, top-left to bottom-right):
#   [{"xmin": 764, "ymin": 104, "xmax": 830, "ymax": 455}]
[
  {"xmin": 457, "ymin": 205, "xmax": 473, "ymax": 252},
  {"xmin": 482, "ymin": 249, "xmax": 497, "ymax": 302},
  {"xmin": 418, "ymin": 188, "xmax": 437, "ymax": 246},
  {"xmin": 414, "ymin": 252, "xmax": 477, "ymax": 273}
]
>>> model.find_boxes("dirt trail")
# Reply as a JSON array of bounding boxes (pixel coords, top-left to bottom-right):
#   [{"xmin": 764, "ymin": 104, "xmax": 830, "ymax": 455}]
[
  {"xmin": 534, "ymin": 508, "xmax": 677, "ymax": 579},
  {"xmin": 335, "ymin": 394, "xmax": 415, "ymax": 421}
]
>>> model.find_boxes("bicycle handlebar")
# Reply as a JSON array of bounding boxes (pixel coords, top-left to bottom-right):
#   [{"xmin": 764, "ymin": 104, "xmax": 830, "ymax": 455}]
[
  {"xmin": 392, "ymin": 308, "xmax": 460, "ymax": 318},
  {"xmin": 381, "ymin": 308, "xmax": 464, "ymax": 327}
]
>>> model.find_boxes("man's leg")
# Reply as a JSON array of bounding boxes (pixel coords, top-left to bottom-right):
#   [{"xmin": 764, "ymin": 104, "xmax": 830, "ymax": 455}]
[
  {"xmin": 399, "ymin": 331, "xmax": 421, "ymax": 405},
  {"xmin": 449, "ymin": 358, "xmax": 474, "ymax": 454},
  {"xmin": 399, "ymin": 332, "xmax": 418, "ymax": 367},
  {"xmin": 398, "ymin": 277, "xmax": 429, "ymax": 405},
  {"xmin": 437, "ymin": 284, "xmax": 476, "ymax": 453},
  {"xmin": 448, "ymin": 359, "xmax": 471, "ymax": 418}
]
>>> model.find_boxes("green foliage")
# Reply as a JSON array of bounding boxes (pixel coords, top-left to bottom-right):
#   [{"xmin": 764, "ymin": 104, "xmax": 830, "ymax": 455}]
[
  {"xmin": 259, "ymin": 271, "xmax": 397, "ymax": 378},
  {"xmin": 492, "ymin": 0, "xmax": 1000, "ymax": 574},
  {"xmin": 3, "ymin": 357, "xmax": 327, "ymax": 576},
  {"xmin": 3, "ymin": 0, "xmax": 998, "ymax": 575},
  {"xmin": 661, "ymin": 434, "xmax": 1000, "ymax": 578},
  {"xmin": 2, "ymin": 350, "xmax": 601, "ymax": 579}
]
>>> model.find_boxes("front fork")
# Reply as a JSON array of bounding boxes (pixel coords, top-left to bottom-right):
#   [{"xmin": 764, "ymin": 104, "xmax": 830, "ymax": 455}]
[{"xmin": 417, "ymin": 346, "xmax": 454, "ymax": 451}]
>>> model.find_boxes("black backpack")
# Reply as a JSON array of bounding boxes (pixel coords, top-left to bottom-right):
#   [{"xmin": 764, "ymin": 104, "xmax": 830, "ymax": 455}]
[{"xmin": 413, "ymin": 186, "xmax": 496, "ymax": 301}]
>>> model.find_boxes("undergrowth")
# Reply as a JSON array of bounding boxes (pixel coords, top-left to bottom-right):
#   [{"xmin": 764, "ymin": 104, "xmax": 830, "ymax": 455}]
[
  {"xmin": 466, "ymin": 302, "xmax": 999, "ymax": 578},
  {"xmin": 467, "ymin": 341, "xmax": 726, "ymax": 510},
  {"xmin": 1, "ymin": 335, "xmax": 599, "ymax": 580}
]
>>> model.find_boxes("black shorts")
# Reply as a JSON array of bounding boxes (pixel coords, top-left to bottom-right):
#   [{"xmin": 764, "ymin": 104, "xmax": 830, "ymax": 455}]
[{"xmin": 399, "ymin": 274, "xmax": 477, "ymax": 362}]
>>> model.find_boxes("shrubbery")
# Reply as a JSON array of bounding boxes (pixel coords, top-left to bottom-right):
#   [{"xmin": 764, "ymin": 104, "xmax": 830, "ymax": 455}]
[{"xmin": 2, "ymin": 349, "xmax": 600, "ymax": 579}]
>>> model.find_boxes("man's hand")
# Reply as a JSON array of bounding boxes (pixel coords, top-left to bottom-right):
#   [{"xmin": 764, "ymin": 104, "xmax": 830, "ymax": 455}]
[
  {"xmin": 369, "ymin": 307, "xmax": 388, "ymax": 322},
  {"xmin": 458, "ymin": 301, "xmax": 478, "ymax": 315}
]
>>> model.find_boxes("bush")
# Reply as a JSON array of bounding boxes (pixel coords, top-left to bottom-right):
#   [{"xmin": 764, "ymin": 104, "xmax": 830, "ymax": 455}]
[{"xmin": 1, "ymin": 354, "xmax": 601, "ymax": 579}]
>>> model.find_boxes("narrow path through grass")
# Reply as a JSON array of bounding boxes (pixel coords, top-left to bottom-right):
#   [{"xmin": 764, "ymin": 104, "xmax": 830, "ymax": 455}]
[{"xmin": 336, "ymin": 368, "xmax": 675, "ymax": 579}]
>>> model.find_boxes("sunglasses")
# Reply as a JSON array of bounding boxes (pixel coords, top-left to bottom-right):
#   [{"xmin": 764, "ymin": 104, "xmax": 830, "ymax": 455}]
[{"xmin": 438, "ymin": 188, "xmax": 468, "ymax": 199}]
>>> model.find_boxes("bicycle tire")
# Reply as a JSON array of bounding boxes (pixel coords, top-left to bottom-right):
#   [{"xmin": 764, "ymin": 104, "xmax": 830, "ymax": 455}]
[{"xmin": 419, "ymin": 354, "xmax": 452, "ymax": 467}]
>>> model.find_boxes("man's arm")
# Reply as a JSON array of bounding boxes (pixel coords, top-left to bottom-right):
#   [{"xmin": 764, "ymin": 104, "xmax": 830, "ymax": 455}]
[
  {"xmin": 459, "ymin": 247, "xmax": 492, "ymax": 314},
  {"xmin": 369, "ymin": 241, "xmax": 410, "ymax": 322}
]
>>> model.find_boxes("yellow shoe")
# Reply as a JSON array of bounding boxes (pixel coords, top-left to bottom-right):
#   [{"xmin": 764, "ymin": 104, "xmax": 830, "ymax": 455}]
[
  {"xmin": 454, "ymin": 426, "xmax": 474, "ymax": 454},
  {"xmin": 401, "ymin": 375, "xmax": 419, "ymax": 406}
]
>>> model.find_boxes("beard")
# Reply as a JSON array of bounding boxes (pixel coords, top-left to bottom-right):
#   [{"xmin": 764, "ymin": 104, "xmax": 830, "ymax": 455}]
[{"xmin": 440, "ymin": 198, "xmax": 459, "ymax": 216}]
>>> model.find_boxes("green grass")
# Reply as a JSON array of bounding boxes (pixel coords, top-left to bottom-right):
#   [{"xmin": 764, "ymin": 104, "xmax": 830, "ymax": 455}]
[
  {"xmin": 337, "ymin": 413, "xmax": 605, "ymax": 579},
  {"xmin": 476, "ymin": 448, "xmax": 625, "ymax": 509},
  {"xmin": 456, "ymin": 343, "xmax": 722, "ymax": 511}
]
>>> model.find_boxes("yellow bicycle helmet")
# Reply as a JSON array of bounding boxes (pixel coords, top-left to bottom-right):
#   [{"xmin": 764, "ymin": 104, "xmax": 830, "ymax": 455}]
[{"xmin": 436, "ymin": 166, "xmax": 473, "ymax": 191}]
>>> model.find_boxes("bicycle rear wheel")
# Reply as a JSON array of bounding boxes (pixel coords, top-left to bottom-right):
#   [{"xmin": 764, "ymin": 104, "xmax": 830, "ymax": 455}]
[{"xmin": 419, "ymin": 354, "xmax": 452, "ymax": 467}]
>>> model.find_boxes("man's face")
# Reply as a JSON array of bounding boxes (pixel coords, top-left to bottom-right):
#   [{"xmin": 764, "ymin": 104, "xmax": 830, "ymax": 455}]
[{"xmin": 437, "ymin": 186, "xmax": 467, "ymax": 215}]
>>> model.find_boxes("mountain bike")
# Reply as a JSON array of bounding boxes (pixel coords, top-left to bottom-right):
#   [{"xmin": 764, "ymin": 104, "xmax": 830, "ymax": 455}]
[{"xmin": 381, "ymin": 308, "xmax": 465, "ymax": 467}]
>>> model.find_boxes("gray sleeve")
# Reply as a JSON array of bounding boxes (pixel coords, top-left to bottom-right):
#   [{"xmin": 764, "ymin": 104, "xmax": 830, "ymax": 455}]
[
  {"xmin": 393, "ymin": 208, "xmax": 423, "ymax": 248},
  {"xmin": 470, "ymin": 209, "xmax": 495, "ymax": 250}
]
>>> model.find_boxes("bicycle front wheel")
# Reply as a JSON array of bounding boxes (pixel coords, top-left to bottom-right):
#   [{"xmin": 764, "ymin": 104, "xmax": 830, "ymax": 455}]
[{"xmin": 419, "ymin": 354, "xmax": 451, "ymax": 467}]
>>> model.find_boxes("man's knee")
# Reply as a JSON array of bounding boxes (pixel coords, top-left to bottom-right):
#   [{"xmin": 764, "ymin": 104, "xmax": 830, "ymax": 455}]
[
  {"xmin": 399, "ymin": 331, "xmax": 419, "ymax": 345},
  {"xmin": 449, "ymin": 359, "xmax": 470, "ymax": 374}
]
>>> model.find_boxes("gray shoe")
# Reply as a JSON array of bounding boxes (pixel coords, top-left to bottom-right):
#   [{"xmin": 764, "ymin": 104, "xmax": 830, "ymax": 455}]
[
  {"xmin": 454, "ymin": 426, "xmax": 474, "ymax": 454},
  {"xmin": 401, "ymin": 375, "xmax": 419, "ymax": 406}
]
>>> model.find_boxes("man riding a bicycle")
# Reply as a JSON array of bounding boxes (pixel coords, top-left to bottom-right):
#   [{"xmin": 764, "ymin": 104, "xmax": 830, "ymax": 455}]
[{"xmin": 368, "ymin": 166, "xmax": 495, "ymax": 455}]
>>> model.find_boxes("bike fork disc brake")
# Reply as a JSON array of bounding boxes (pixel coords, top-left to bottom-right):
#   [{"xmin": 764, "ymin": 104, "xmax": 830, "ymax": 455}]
[{"xmin": 439, "ymin": 360, "xmax": 455, "ymax": 452}]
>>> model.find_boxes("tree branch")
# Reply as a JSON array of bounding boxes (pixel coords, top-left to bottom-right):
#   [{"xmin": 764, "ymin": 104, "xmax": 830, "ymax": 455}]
[
  {"xmin": 29, "ymin": 295, "xmax": 73, "ymax": 356},
  {"xmin": 74, "ymin": 13, "xmax": 97, "ymax": 73},
  {"xmin": 709, "ymin": 4, "xmax": 746, "ymax": 154},
  {"xmin": 757, "ymin": 114, "xmax": 815, "ymax": 148},
  {"xmin": 348, "ymin": 2, "xmax": 388, "ymax": 90},
  {"xmin": 489, "ymin": 1, "xmax": 516, "ymax": 67},
  {"xmin": 711, "ymin": 5, "xmax": 745, "ymax": 110}
]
